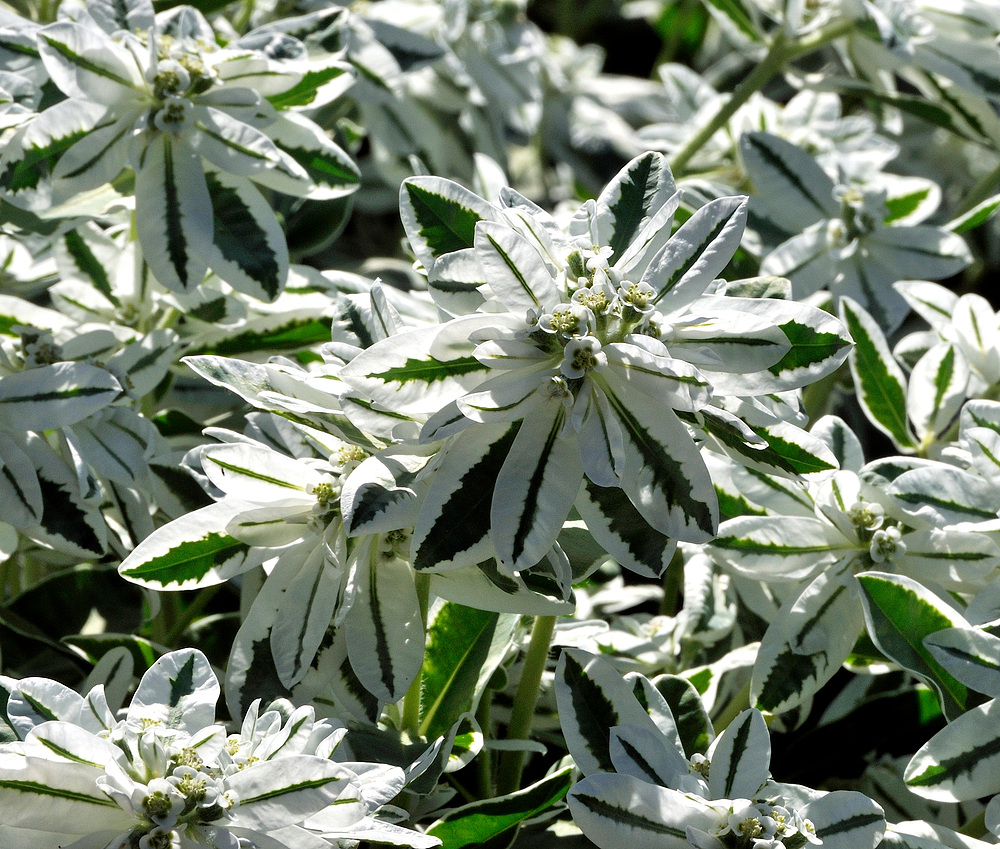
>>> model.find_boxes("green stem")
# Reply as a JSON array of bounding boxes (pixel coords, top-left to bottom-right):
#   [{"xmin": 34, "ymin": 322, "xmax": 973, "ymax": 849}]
[
  {"xmin": 953, "ymin": 157, "xmax": 1000, "ymax": 218},
  {"xmin": 495, "ymin": 614, "xmax": 558, "ymax": 796},
  {"xmin": 670, "ymin": 17, "xmax": 856, "ymax": 175},
  {"xmin": 712, "ymin": 677, "xmax": 753, "ymax": 734},
  {"xmin": 959, "ymin": 810, "xmax": 986, "ymax": 839},
  {"xmin": 475, "ymin": 691, "xmax": 494, "ymax": 800},
  {"xmin": 402, "ymin": 571, "xmax": 432, "ymax": 738},
  {"xmin": 163, "ymin": 585, "xmax": 222, "ymax": 646}
]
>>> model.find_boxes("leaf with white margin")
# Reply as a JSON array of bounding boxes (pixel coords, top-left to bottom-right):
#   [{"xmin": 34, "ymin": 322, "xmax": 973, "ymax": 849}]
[
  {"xmin": 643, "ymin": 196, "xmax": 748, "ymax": 312},
  {"xmin": 66, "ymin": 407, "xmax": 154, "ymax": 485},
  {"xmin": 740, "ymin": 131, "xmax": 837, "ymax": 231},
  {"xmin": 474, "ymin": 221, "xmax": 560, "ymax": 316},
  {"xmin": 49, "ymin": 111, "xmax": 135, "ymax": 204},
  {"xmin": 953, "ymin": 294, "xmax": 1000, "ymax": 381},
  {"xmin": 612, "ymin": 190, "xmax": 682, "ymax": 280},
  {"xmin": 905, "ymin": 697, "xmax": 1000, "ymax": 801},
  {"xmin": 255, "ymin": 111, "xmax": 360, "ymax": 200},
  {"xmin": 811, "ymin": 415, "xmax": 865, "ymax": 473},
  {"xmin": 271, "ymin": 542, "xmax": 342, "ymax": 690},
  {"xmin": 604, "ymin": 342, "xmax": 712, "ymax": 411},
  {"xmin": 598, "ymin": 377, "xmax": 717, "ymax": 542},
  {"xmin": 201, "ymin": 168, "xmax": 289, "ymax": 302},
  {"xmin": 118, "ymin": 500, "xmax": 271, "ymax": 590},
  {"xmin": 706, "ymin": 708, "xmax": 769, "ymax": 799},
  {"xmin": 889, "ymin": 465, "xmax": 1000, "ymax": 527},
  {"xmin": 37, "ymin": 21, "xmax": 143, "ymax": 103},
  {"xmin": 134, "ymin": 134, "xmax": 212, "ymax": 293},
  {"xmin": 883, "ymin": 175, "xmax": 941, "ymax": 225},
  {"xmin": 401, "ymin": 176, "xmax": 498, "ymax": 270},
  {"xmin": 227, "ymin": 757, "xmax": 360, "ymax": 831},
  {"xmin": 894, "ymin": 281, "xmax": 958, "ymax": 330},
  {"xmin": 491, "ymin": 401, "xmax": 583, "ymax": 573},
  {"xmin": 840, "ymin": 296, "xmax": 915, "ymax": 450},
  {"xmin": 25, "ymin": 720, "xmax": 118, "ymax": 768},
  {"xmin": 0, "ymin": 436, "xmax": 43, "ymax": 529},
  {"xmin": 856, "ymin": 571, "xmax": 970, "ymax": 720},
  {"xmin": 568, "ymin": 774, "xmax": 717, "ymax": 849},
  {"xmin": 800, "ymin": 790, "xmax": 885, "ymax": 849},
  {"xmin": 4, "ymin": 676, "xmax": 97, "ymax": 738},
  {"xmin": 0, "ymin": 100, "xmax": 108, "ymax": 210},
  {"xmin": 127, "ymin": 648, "xmax": 218, "ymax": 732},
  {"xmin": 0, "ymin": 362, "xmax": 120, "ymax": 432},
  {"xmin": 884, "ymin": 821, "xmax": 997, "ymax": 849},
  {"xmin": 190, "ymin": 106, "xmax": 287, "ymax": 178},
  {"xmin": 345, "ymin": 544, "xmax": 423, "ymax": 703},
  {"xmin": 709, "ymin": 516, "xmax": 849, "ymax": 582},
  {"xmin": 908, "ymin": 343, "xmax": 969, "ymax": 444},
  {"xmin": 341, "ymin": 445, "xmax": 431, "ymax": 536},
  {"xmin": 340, "ymin": 315, "xmax": 506, "ymax": 416},
  {"xmin": 105, "ymin": 328, "xmax": 179, "ymax": 399},
  {"xmin": 593, "ymin": 151, "xmax": 676, "ymax": 266},
  {"xmin": 924, "ymin": 627, "xmax": 1000, "ymax": 700},
  {"xmin": 428, "ymin": 564, "xmax": 575, "ymax": 616},
  {"xmin": 554, "ymin": 649, "xmax": 667, "ymax": 776},
  {"xmin": 867, "ymin": 226, "xmax": 972, "ymax": 283},
  {"xmin": 897, "ymin": 529, "xmax": 1000, "ymax": 592},
  {"xmin": 200, "ymin": 442, "xmax": 318, "ymax": 502},
  {"xmin": 576, "ymin": 478, "xmax": 676, "ymax": 578},
  {"xmin": 949, "ymin": 194, "xmax": 1000, "ymax": 234},
  {"xmin": 608, "ymin": 723, "xmax": 688, "ymax": 787},
  {"xmin": 699, "ymin": 295, "xmax": 852, "ymax": 392},
  {"xmin": 0, "ymin": 756, "xmax": 133, "ymax": 834},
  {"xmin": 752, "ymin": 560, "xmax": 865, "ymax": 714},
  {"xmin": 20, "ymin": 432, "xmax": 107, "ymax": 558},
  {"xmin": 411, "ymin": 423, "xmax": 516, "ymax": 573}
]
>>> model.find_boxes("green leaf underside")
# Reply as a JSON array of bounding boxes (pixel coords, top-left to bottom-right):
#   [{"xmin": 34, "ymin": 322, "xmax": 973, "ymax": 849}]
[
  {"xmin": 429, "ymin": 769, "xmax": 573, "ymax": 849},
  {"xmin": 206, "ymin": 172, "xmax": 281, "ymax": 300},
  {"xmin": 858, "ymin": 575, "xmax": 967, "ymax": 713},
  {"xmin": 414, "ymin": 425, "xmax": 517, "ymax": 571},
  {"xmin": 562, "ymin": 652, "xmax": 620, "ymax": 773},
  {"xmin": 406, "ymin": 183, "xmax": 483, "ymax": 256},
  {"xmin": 768, "ymin": 320, "xmax": 850, "ymax": 376},
  {"xmin": 120, "ymin": 532, "xmax": 247, "ymax": 586},
  {"xmin": 570, "ymin": 794, "xmax": 687, "ymax": 837},
  {"xmin": 756, "ymin": 582, "xmax": 849, "ymax": 712}
]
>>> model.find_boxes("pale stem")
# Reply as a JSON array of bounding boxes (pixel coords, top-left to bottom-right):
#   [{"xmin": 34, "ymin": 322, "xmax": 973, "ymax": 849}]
[
  {"xmin": 670, "ymin": 17, "xmax": 858, "ymax": 175},
  {"xmin": 712, "ymin": 676, "xmax": 753, "ymax": 734},
  {"xmin": 402, "ymin": 571, "xmax": 432, "ymax": 738},
  {"xmin": 495, "ymin": 614, "xmax": 558, "ymax": 796},
  {"xmin": 163, "ymin": 585, "xmax": 223, "ymax": 646}
]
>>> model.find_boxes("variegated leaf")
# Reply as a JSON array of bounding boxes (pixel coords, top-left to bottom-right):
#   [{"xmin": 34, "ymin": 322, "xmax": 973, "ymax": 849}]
[
  {"xmin": 0, "ymin": 362, "xmax": 120, "ymax": 431},
  {"xmin": 474, "ymin": 220, "xmax": 560, "ymax": 316},
  {"xmin": 400, "ymin": 176, "xmax": 498, "ymax": 270},
  {"xmin": 127, "ymin": 648, "xmax": 218, "ymax": 732},
  {"xmin": 924, "ymin": 627, "xmax": 1000, "ymax": 700},
  {"xmin": 888, "ymin": 465, "xmax": 1000, "ymax": 527},
  {"xmin": 707, "ymin": 708, "xmax": 770, "ymax": 800},
  {"xmin": 800, "ymin": 790, "xmax": 885, "ymax": 849}
]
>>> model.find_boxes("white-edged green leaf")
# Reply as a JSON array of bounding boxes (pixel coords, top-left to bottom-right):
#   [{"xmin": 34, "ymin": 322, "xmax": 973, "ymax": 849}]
[
  {"xmin": 709, "ymin": 516, "xmax": 846, "ymax": 581},
  {"xmin": 856, "ymin": 571, "xmax": 970, "ymax": 720},
  {"xmin": 118, "ymin": 500, "xmax": 269, "ymax": 590},
  {"xmin": 105, "ymin": 328, "xmax": 179, "ymax": 399},
  {"xmin": 888, "ymin": 465, "xmax": 1000, "ymax": 526},
  {"xmin": 924, "ymin": 626, "xmax": 1000, "ymax": 700},
  {"xmin": 228, "ymin": 756, "xmax": 357, "ymax": 831},
  {"xmin": 567, "ymin": 774, "xmax": 716, "ymax": 849},
  {"xmin": 428, "ymin": 563, "xmax": 575, "ymax": 616},
  {"xmin": 491, "ymin": 401, "xmax": 582, "ymax": 573},
  {"xmin": 345, "ymin": 547, "xmax": 423, "ymax": 703},
  {"xmin": 0, "ymin": 362, "xmax": 120, "ymax": 431},
  {"xmin": 800, "ymin": 790, "xmax": 885, "ymax": 849},
  {"xmin": 201, "ymin": 168, "xmax": 289, "ymax": 302},
  {"xmin": 593, "ymin": 152, "xmax": 676, "ymax": 265},
  {"xmin": 258, "ymin": 111, "xmax": 359, "ymax": 200},
  {"xmin": 707, "ymin": 708, "xmax": 770, "ymax": 799},
  {"xmin": 643, "ymin": 196, "xmax": 748, "ymax": 312},
  {"xmin": 271, "ymin": 542, "xmax": 341, "ymax": 689},
  {"xmin": 0, "ymin": 437, "xmax": 42, "ymax": 529},
  {"xmin": 554, "ymin": 649, "xmax": 664, "ymax": 776},
  {"xmin": 49, "ymin": 111, "xmax": 134, "ymax": 203},
  {"xmin": 0, "ymin": 100, "xmax": 108, "ymax": 210},
  {"xmin": 840, "ymin": 296, "xmax": 915, "ymax": 450},
  {"xmin": 894, "ymin": 281, "xmax": 958, "ymax": 330},
  {"xmin": 340, "ymin": 445, "xmax": 430, "ymax": 536},
  {"xmin": 905, "ymin": 697, "xmax": 1000, "ymax": 801},
  {"xmin": 948, "ymin": 193, "xmax": 1000, "ymax": 234},
  {"xmin": 341, "ymin": 315, "xmax": 502, "ymax": 416},
  {"xmin": 200, "ymin": 442, "xmax": 317, "ymax": 501},
  {"xmin": 899, "ymin": 529, "xmax": 1000, "ymax": 592},
  {"xmin": 576, "ymin": 478, "xmax": 676, "ymax": 578},
  {"xmin": 740, "ymin": 131, "xmax": 837, "ymax": 231},
  {"xmin": 401, "ymin": 176, "xmax": 498, "ymax": 269},
  {"xmin": 411, "ymin": 423, "xmax": 516, "ymax": 572},
  {"xmin": 66, "ymin": 407, "xmax": 154, "ymax": 486},
  {"xmin": 134, "ymin": 134, "xmax": 212, "ymax": 293},
  {"xmin": 127, "ymin": 647, "xmax": 218, "ymax": 732},
  {"xmin": 752, "ymin": 561, "xmax": 865, "ymax": 714},
  {"xmin": 474, "ymin": 220, "xmax": 560, "ymax": 316},
  {"xmin": 37, "ymin": 21, "xmax": 142, "ymax": 102},
  {"xmin": 598, "ymin": 378, "xmax": 717, "ymax": 542}
]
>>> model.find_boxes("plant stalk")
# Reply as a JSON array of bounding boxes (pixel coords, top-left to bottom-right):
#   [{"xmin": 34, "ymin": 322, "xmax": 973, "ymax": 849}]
[
  {"xmin": 402, "ymin": 571, "xmax": 432, "ymax": 738},
  {"xmin": 163, "ymin": 585, "xmax": 222, "ymax": 647},
  {"xmin": 495, "ymin": 614, "xmax": 557, "ymax": 796},
  {"xmin": 953, "ymin": 158, "xmax": 1000, "ymax": 218},
  {"xmin": 712, "ymin": 677, "xmax": 753, "ymax": 734}
]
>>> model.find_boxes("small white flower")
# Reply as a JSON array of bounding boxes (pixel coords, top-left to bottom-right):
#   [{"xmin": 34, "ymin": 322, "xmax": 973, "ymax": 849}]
[
  {"xmin": 138, "ymin": 825, "xmax": 183, "ymax": 849},
  {"xmin": 560, "ymin": 336, "xmax": 607, "ymax": 379}
]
